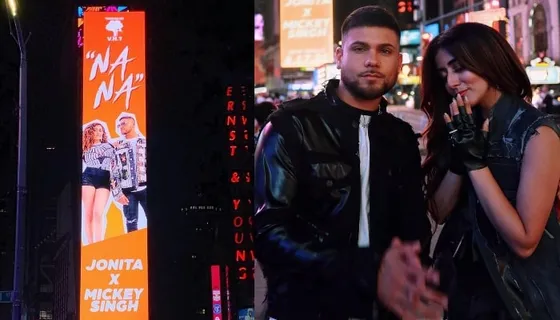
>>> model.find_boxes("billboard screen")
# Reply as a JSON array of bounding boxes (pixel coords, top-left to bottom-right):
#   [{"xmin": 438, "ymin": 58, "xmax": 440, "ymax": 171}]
[
  {"xmin": 280, "ymin": 0, "xmax": 334, "ymax": 68},
  {"xmin": 255, "ymin": 13, "xmax": 264, "ymax": 42},
  {"xmin": 424, "ymin": 23, "xmax": 440, "ymax": 39},
  {"xmin": 77, "ymin": 6, "xmax": 129, "ymax": 48},
  {"xmin": 400, "ymin": 29, "xmax": 421, "ymax": 46},
  {"xmin": 80, "ymin": 11, "xmax": 148, "ymax": 320}
]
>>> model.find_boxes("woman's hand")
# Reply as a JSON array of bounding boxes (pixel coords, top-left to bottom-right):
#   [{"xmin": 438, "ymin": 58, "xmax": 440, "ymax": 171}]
[{"xmin": 444, "ymin": 94, "xmax": 489, "ymax": 172}]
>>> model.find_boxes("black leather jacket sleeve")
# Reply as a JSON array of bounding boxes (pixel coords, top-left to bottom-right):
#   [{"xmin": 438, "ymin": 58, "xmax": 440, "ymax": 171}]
[
  {"xmin": 395, "ymin": 128, "xmax": 432, "ymax": 264},
  {"xmin": 254, "ymin": 119, "xmax": 379, "ymax": 291}
]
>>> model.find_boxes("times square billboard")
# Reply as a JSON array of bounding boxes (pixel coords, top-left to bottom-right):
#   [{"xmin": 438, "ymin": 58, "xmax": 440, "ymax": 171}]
[{"xmin": 79, "ymin": 9, "xmax": 149, "ymax": 320}]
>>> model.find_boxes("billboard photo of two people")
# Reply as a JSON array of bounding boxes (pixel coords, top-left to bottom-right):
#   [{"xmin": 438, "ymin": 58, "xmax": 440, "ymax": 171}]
[
  {"xmin": 79, "ymin": 12, "xmax": 149, "ymax": 320},
  {"xmin": 81, "ymin": 113, "xmax": 148, "ymax": 246}
]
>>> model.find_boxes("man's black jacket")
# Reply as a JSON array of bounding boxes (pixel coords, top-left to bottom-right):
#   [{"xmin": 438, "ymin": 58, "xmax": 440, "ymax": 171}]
[{"xmin": 254, "ymin": 80, "xmax": 432, "ymax": 319}]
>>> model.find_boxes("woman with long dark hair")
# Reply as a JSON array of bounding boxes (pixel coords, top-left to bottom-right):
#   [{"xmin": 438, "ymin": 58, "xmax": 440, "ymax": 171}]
[{"xmin": 421, "ymin": 22, "xmax": 560, "ymax": 319}]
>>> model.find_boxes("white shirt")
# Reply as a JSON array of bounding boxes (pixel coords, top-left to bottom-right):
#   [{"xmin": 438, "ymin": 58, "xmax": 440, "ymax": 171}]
[{"xmin": 357, "ymin": 115, "xmax": 371, "ymax": 248}]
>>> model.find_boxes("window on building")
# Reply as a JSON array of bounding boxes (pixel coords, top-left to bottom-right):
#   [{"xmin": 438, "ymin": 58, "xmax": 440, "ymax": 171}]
[
  {"xmin": 40, "ymin": 283, "xmax": 54, "ymax": 293},
  {"xmin": 531, "ymin": 4, "xmax": 548, "ymax": 56},
  {"xmin": 513, "ymin": 14, "xmax": 524, "ymax": 63},
  {"xmin": 39, "ymin": 310, "xmax": 53, "ymax": 319}
]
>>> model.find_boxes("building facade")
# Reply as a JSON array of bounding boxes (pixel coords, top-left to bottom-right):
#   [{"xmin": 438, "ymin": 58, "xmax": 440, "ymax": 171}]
[
  {"xmin": 25, "ymin": 193, "xmax": 57, "ymax": 320},
  {"xmin": 0, "ymin": 197, "xmax": 15, "ymax": 319},
  {"xmin": 508, "ymin": 0, "xmax": 560, "ymax": 64},
  {"xmin": 53, "ymin": 183, "xmax": 77, "ymax": 320}
]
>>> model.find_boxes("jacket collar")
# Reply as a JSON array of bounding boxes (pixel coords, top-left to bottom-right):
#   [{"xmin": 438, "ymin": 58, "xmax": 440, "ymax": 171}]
[{"xmin": 488, "ymin": 93, "xmax": 523, "ymax": 139}]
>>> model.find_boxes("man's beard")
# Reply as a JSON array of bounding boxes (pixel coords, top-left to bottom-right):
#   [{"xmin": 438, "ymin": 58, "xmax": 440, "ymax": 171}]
[{"xmin": 340, "ymin": 71, "xmax": 395, "ymax": 100}]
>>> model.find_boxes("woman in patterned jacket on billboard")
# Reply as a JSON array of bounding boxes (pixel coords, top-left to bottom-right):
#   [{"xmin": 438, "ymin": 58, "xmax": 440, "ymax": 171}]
[{"xmin": 81, "ymin": 121, "xmax": 121, "ymax": 245}]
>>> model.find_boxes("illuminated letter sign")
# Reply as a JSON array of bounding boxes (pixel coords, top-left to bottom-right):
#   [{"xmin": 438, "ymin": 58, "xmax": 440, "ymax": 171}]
[{"xmin": 225, "ymin": 85, "xmax": 254, "ymax": 309}]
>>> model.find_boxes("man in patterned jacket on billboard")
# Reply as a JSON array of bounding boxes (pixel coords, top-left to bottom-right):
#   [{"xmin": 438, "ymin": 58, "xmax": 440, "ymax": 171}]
[{"xmin": 112, "ymin": 112, "xmax": 148, "ymax": 232}]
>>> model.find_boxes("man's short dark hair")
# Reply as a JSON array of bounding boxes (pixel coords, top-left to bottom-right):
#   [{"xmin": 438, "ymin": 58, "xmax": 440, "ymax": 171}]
[{"xmin": 341, "ymin": 6, "xmax": 401, "ymax": 41}]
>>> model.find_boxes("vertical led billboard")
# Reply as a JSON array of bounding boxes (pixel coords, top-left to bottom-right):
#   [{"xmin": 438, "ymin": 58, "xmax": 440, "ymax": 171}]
[{"xmin": 80, "ymin": 11, "xmax": 148, "ymax": 319}]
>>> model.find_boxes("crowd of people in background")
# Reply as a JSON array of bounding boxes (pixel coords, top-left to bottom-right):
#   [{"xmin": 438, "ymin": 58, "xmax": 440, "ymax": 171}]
[
  {"xmin": 254, "ymin": 95, "xmax": 284, "ymax": 146},
  {"xmin": 254, "ymin": 100, "xmax": 277, "ymax": 146},
  {"xmin": 532, "ymin": 85, "xmax": 560, "ymax": 114},
  {"xmin": 255, "ymin": 91, "xmax": 312, "ymax": 106}
]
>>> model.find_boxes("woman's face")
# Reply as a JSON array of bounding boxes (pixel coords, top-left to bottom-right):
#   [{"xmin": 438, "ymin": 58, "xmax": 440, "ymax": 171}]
[
  {"xmin": 435, "ymin": 49, "xmax": 498, "ymax": 109},
  {"xmin": 93, "ymin": 125, "xmax": 104, "ymax": 142}
]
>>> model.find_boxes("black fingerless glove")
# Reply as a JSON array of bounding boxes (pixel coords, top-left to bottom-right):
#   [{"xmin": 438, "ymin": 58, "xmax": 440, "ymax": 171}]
[{"xmin": 447, "ymin": 108, "xmax": 488, "ymax": 172}]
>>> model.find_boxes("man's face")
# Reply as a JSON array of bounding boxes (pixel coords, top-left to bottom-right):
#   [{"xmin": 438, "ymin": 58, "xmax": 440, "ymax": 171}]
[
  {"xmin": 335, "ymin": 26, "xmax": 402, "ymax": 100},
  {"xmin": 118, "ymin": 117, "xmax": 135, "ymax": 135}
]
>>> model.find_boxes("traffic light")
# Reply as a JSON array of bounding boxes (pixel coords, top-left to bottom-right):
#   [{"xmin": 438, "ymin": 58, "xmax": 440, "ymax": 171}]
[
  {"xmin": 397, "ymin": 0, "xmax": 415, "ymax": 27},
  {"xmin": 397, "ymin": 0, "xmax": 413, "ymax": 13}
]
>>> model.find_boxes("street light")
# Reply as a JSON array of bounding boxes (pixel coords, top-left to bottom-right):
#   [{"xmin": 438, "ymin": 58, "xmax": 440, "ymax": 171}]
[
  {"xmin": 4, "ymin": 0, "xmax": 29, "ymax": 319},
  {"xmin": 7, "ymin": 0, "xmax": 16, "ymax": 16}
]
